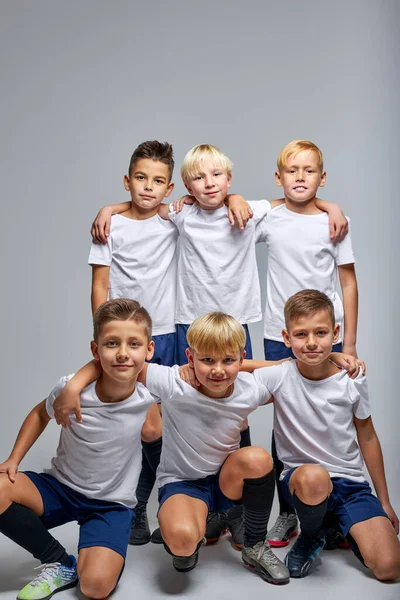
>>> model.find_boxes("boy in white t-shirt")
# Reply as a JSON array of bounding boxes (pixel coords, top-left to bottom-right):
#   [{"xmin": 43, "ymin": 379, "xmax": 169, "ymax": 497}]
[
  {"xmin": 244, "ymin": 290, "xmax": 400, "ymax": 581},
  {"xmin": 0, "ymin": 299, "xmax": 159, "ymax": 600},
  {"xmin": 262, "ymin": 140, "xmax": 358, "ymax": 548}
]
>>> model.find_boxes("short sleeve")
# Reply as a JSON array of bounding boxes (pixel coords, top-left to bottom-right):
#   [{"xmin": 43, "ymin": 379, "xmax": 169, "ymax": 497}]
[
  {"xmin": 253, "ymin": 363, "xmax": 287, "ymax": 399},
  {"xmin": 45, "ymin": 375, "xmax": 74, "ymax": 419},
  {"xmin": 336, "ymin": 218, "xmax": 355, "ymax": 266},
  {"xmin": 350, "ymin": 370, "xmax": 371, "ymax": 420},
  {"xmin": 167, "ymin": 203, "xmax": 190, "ymax": 231},
  {"xmin": 247, "ymin": 200, "xmax": 271, "ymax": 225},
  {"xmin": 145, "ymin": 364, "xmax": 176, "ymax": 401},
  {"xmin": 88, "ymin": 237, "xmax": 112, "ymax": 266}
]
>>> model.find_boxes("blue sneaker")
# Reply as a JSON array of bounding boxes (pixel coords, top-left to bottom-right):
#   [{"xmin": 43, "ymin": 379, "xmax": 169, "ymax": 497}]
[
  {"xmin": 285, "ymin": 533, "xmax": 325, "ymax": 578},
  {"xmin": 17, "ymin": 555, "xmax": 78, "ymax": 599}
]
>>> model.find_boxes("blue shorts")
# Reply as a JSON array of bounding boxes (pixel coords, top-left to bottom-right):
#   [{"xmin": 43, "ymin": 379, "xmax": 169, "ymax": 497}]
[
  {"xmin": 150, "ymin": 332, "xmax": 176, "ymax": 367},
  {"xmin": 24, "ymin": 472, "xmax": 134, "ymax": 559},
  {"xmin": 264, "ymin": 339, "xmax": 343, "ymax": 361},
  {"xmin": 158, "ymin": 473, "xmax": 234, "ymax": 513},
  {"xmin": 176, "ymin": 323, "xmax": 253, "ymax": 366},
  {"xmin": 282, "ymin": 469, "xmax": 389, "ymax": 537}
]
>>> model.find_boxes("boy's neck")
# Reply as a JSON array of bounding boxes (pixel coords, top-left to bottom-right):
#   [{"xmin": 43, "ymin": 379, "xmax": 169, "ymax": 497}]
[
  {"xmin": 296, "ymin": 358, "xmax": 341, "ymax": 381},
  {"xmin": 198, "ymin": 383, "xmax": 234, "ymax": 399},
  {"xmin": 121, "ymin": 202, "xmax": 160, "ymax": 221},
  {"xmin": 95, "ymin": 374, "xmax": 137, "ymax": 403},
  {"xmin": 284, "ymin": 195, "xmax": 322, "ymax": 215}
]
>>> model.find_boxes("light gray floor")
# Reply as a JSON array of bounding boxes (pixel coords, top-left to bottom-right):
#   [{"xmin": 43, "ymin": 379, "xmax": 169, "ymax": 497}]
[{"xmin": 1, "ymin": 502, "xmax": 399, "ymax": 600}]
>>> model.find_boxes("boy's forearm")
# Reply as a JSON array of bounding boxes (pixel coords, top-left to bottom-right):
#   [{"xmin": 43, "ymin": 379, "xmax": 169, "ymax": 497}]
[
  {"xmin": 340, "ymin": 267, "xmax": 358, "ymax": 352},
  {"xmin": 91, "ymin": 285, "xmax": 108, "ymax": 315},
  {"xmin": 67, "ymin": 360, "xmax": 102, "ymax": 393},
  {"xmin": 359, "ymin": 435, "xmax": 391, "ymax": 504},
  {"xmin": 158, "ymin": 203, "xmax": 171, "ymax": 221},
  {"xmin": 241, "ymin": 358, "xmax": 285, "ymax": 372},
  {"xmin": 9, "ymin": 402, "xmax": 50, "ymax": 464},
  {"xmin": 111, "ymin": 201, "xmax": 131, "ymax": 215}
]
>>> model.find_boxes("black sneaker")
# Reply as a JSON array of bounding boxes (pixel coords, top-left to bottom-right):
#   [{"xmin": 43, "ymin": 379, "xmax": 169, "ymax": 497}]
[
  {"xmin": 205, "ymin": 511, "xmax": 227, "ymax": 544},
  {"xmin": 285, "ymin": 532, "xmax": 325, "ymax": 578},
  {"xmin": 322, "ymin": 513, "xmax": 349, "ymax": 550},
  {"xmin": 226, "ymin": 505, "xmax": 244, "ymax": 549},
  {"xmin": 173, "ymin": 550, "xmax": 199, "ymax": 572},
  {"xmin": 150, "ymin": 527, "xmax": 163, "ymax": 544},
  {"xmin": 129, "ymin": 502, "xmax": 151, "ymax": 546}
]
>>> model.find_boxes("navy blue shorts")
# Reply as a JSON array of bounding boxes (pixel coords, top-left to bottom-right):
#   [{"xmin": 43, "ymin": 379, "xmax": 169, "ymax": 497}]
[
  {"xmin": 150, "ymin": 332, "xmax": 176, "ymax": 367},
  {"xmin": 281, "ymin": 468, "xmax": 389, "ymax": 537},
  {"xmin": 24, "ymin": 472, "xmax": 134, "ymax": 559},
  {"xmin": 176, "ymin": 323, "xmax": 253, "ymax": 366},
  {"xmin": 264, "ymin": 339, "xmax": 343, "ymax": 361},
  {"xmin": 158, "ymin": 473, "xmax": 234, "ymax": 513}
]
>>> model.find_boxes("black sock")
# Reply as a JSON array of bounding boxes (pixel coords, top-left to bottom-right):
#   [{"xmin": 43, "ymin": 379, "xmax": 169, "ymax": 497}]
[
  {"xmin": 142, "ymin": 436, "xmax": 162, "ymax": 474},
  {"xmin": 271, "ymin": 431, "xmax": 295, "ymax": 515},
  {"xmin": 135, "ymin": 450, "xmax": 157, "ymax": 505},
  {"xmin": 240, "ymin": 427, "xmax": 251, "ymax": 448},
  {"xmin": 0, "ymin": 503, "xmax": 72, "ymax": 565},
  {"xmin": 292, "ymin": 493, "xmax": 328, "ymax": 538},
  {"xmin": 242, "ymin": 471, "xmax": 275, "ymax": 547}
]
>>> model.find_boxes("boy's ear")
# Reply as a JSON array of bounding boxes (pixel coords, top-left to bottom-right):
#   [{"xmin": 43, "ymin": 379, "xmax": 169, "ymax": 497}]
[
  {"xmin": 282, "ymin": 329, "xmax": 291, "ymax": 348},
  {"xmin": 164, "ymin": 182, "xmax": 175, "ymax": 198},
  {"xmin": 275, "ymin": 171, "xmax": 283, "ymax": 187},
  {"xmin": 227, "ymin": 172, "xmax": 232, "ymax": 188},
  {"xmin": 123, "ymin": 175, "xmax": 131, "ymax": 191},
  {"xmin": 239, "ymin": 349, "xmax": 246, "ymax": 364},
  {"xmin": 146, "ymin": 340, "xmax": 155, "ymax": 362},
  {"xmin": 319, "ymin": 171, "xmax": 327, "ymax": 188},
  {"xmin": 333, "ymin": 323, "xmax": 340, "ymax": 344},
  {"xmin": 91, "ymin": 341, "xmax": 100, "ymax": 361},
  {"xmin": 184, "ymin": 182, "xmax": 193, "ymax": 195},
  {"xmin": 185, "ymin": 347, "xmax": 194, "ymax": 365}
]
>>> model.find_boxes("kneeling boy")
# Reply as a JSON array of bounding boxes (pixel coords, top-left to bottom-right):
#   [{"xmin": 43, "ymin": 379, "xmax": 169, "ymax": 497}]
[{"xmin": 0, "ymin": 299, "xmax": 158, "ymax": 599}]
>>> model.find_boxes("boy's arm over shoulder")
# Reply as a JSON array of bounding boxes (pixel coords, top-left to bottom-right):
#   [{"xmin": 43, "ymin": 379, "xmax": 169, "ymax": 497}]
[
  {"xmin": 91, "ymin": 202, "xmax": 131, "ymax": 244},
  {"xmin": 141, "ymin": 363, "xmax": 176, "ymax": 401},
  {"xmin": 53, "ymin": 363, "xmax": 101, "ymax": 426},
  {"xmin": 249, "ymin": 360, "xmax": 290, "ymax": 404},
  {"xmin": 315, "ymin": 198, "xmax": 349, "ymax": 243}
]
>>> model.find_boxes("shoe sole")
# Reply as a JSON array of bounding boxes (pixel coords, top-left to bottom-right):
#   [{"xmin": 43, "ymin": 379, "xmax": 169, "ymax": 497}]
[
  {"xmin": 18, "ymin": 578, "xmax": 79, "ymax": 600},
  {"xmin": 173, "ymin": 554, "xmax": 199, "ymax": 573},
  {"xmin": 242, "ymin": 558, "xmax": 289, "ymax": 585},
  {"xmin": 268, "ymin": 529, "xmax": 299, "ymax": 548},
  {"xmin": 205, "ymin": 528, "xmax": 228, "ymax": 545},
  {"xmin": 128, "ymin": 536, "xmax": 151, "ymax": 546},
  {"xmin": 150, "ymin": 536, "xmax": 164, "ymax": 544}
]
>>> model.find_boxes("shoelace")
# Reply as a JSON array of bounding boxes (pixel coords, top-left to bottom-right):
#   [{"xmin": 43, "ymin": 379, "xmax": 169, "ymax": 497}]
[
  {"xmin": 270, "ymin": 515, "xmax": 292, "ymax": 536},
  {"xmin": 31, "ymin": 563, "xmax": 61, "ymax": 586},
  {"xmin": 256, "ymin": 542, "xmax": 281, "ymax": 566}
]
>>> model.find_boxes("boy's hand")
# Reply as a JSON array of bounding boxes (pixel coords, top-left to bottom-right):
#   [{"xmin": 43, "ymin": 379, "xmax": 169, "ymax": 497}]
[
  {"xmin": 91, "ymin": 206, "xmax": 114, "ymax": 244},
  {"xmin": 179, "ymin": 364, "xmax": 200, "ymax": 389},
  {"xmin": 329, "ymin": 352, "xmax": 366, "ymax": 378},
  {"xmin": 0, "ymin": 458, "xmax": 19, "ymax": 483},
  {"xmin": 53, "ymin": 385, "xmax": 83, "ymax": 428},
  {"xmin": 325, "ymin": 202, "xmax": 348, "ymax": 243},
  {"xmin": 381, "ymin": 501, "xmax": 399, "ymax": 534},
  {"xmin": 171, "ymin": 195, "xmax": 196, "ymax": 213},
  {"xmin": 225, "ymin": 194, "xmax": 253, "ymax": 229}
]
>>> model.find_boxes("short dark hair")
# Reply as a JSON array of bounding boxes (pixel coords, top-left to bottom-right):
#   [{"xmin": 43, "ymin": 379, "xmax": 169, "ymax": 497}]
[
  {"xmin": 284, "ymin": 289, "xmax": 335, "ymax": 330},
  {"xmin": 93, "ymin": 298, "xmax": 152, "ymax": 342},
  {"xmin": 128, "ymin": 141, "xmax": 174, "ymax": 181}
]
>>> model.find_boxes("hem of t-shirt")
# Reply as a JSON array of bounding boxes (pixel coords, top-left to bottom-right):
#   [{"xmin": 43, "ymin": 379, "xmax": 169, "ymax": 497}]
[
  {"xmin": 152, "ymin": 324, "xmax": 176, "ymax": 336},
  {"xmin": 88, "ymin": 259, "xmax": 111, "ymax": 267},
  {"xmin": 336, "ymin": 259, "xmax": 356, "ymax": 267},
  {"xmin": 175, "ymin": 314, "xmax": 262, "ymax": 326}
]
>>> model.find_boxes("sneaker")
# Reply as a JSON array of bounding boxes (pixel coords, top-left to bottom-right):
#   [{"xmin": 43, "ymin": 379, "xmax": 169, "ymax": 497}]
[
  {"xmin": 129, "ymin": 502, "xmax": 151, "ymax": 545},
  {"xmin": 17, "ymin": 556, "xmax": 78, "ymax": 600},
  {"xmin": 242, "ymin": 541, "xmax": 290, "ymax": 585},
  {"xmin": 323, "ymin": 526, "xmax": 349, "ymax": 550},
  {"xmin": 267, "ymin": 513, "xmax": 299, "ymax": 547},
  {"xmin": 172, "ymin": 550, "xmax": 199, "ymax": 572},
  {"xmin": 150, "ymin": 527, "xmax": 163, "ymax": 544},
  {"xmin": 285, "ymin": 533, "xmax": 325, "ymax": 578},
  {"xmin": 226, "ymin": 505, "xmax": 244, "ymax": 549},
  {"xmin": 205, "ymin": 511, "xmax": 227, "ymax": 544}
]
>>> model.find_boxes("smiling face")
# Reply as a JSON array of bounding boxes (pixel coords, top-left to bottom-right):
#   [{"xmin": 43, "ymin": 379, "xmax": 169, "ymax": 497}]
[
  {"xmin": 124, "ymin": 158, "xmax": 174, "ymax": 214},
  {"xmin": 275, "ymin": 150, "xmax": 326, "ymax": 209},
  {"xmin": 282, "ymin": 309, "xmax": 339, "ymax": 374},
  {"xmin": 91, "ymin": 319, "xmax": 154, "ymax": 387},
  {"xmin": 186, "ymin": 347, "xmax": 245, "ymax": 398},
  {"xmin": 184, "ymin": 157, "xmax": 232, "ymax": 210}
]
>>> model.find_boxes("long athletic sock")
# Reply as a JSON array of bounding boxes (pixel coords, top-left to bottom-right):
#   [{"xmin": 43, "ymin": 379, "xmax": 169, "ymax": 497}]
[
  {"xmin": 135, "ymin": 450, "xmax": 157, "ymax": 505},
  {"xmin": 242, "ymin": 471, "xmax": 275, "ymax": 547},
  {"xmin": 292, "ymin": 493, "xmax": 328, "ymax": 538},
  {"xmin": 142, "ymin": 436, "xmax": 162, "ymax": 474},
  {"xmin": 0, "ymin": 503, "xmax": 72, "ymax": 565},
  {"xmin": 240, "ymin": 427, "xmax": 251, "ymax": 448},
  {"xmin": 271, "ymin": 431, "xmax": 295, "ymax": 515}
]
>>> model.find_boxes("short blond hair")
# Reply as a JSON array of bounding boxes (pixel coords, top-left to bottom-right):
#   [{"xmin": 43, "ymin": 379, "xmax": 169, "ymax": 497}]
[
  {"xmin": 181, "ymin": 144, "xmax": 233, "ymax": 185},
  {"xmin": 284, "ymin": 289, "xmax": 335, "ymax": 330},
  {"xmin": 187, "ymin": 312, "xmax": 246, "ymax": 355},
  {"xmin": 277, "ymin": 140, "xmax": 324, "ymax": 172}
]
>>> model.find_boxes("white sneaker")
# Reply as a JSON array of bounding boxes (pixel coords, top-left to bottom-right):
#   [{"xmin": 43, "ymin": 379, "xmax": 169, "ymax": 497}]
[{"xmin": 17, "ymin": 556, "xmax": 78, "ymax": 600}]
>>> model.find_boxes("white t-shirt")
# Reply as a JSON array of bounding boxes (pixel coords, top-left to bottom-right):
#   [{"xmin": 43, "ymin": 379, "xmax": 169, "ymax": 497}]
[
  {"xmin": 168, "ymin": 201, "xmax": 271, "ymax": 325},
  {"xmin": 88, "ymin": 214, "xmax": 177, "ymax": 336},
  {"xmin": 257, "ymin": 204, "xmax": 355, "ymax": 342},
  {"xmin": 145, "ymin": 363, "xmax": 269, "ymax": 487},
  {"xmin": 45, "ymin": 375, "xmax": 159, "ymax": 508},
  {"xmin": 254, "ymin": 361, "xmax": 370, "ymax": 481}
]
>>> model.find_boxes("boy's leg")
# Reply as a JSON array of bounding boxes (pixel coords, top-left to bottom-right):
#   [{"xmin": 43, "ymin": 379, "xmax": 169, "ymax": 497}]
[
  {"xmin": 284, "ymin": 464, "xmax": 332, "ymax": 578},
  {"xmin": 219, "ymin": 447, "xmax": 289, "ymax": 585},
  {"xmin": 78, "ymin": 547, "xmax": 124, "ymax": 598}
]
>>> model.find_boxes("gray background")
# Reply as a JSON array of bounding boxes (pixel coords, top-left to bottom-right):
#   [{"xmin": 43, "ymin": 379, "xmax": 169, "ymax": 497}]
[{"xmin": 0, "ymin": 1, "xmax": 399, "ymax": 598}]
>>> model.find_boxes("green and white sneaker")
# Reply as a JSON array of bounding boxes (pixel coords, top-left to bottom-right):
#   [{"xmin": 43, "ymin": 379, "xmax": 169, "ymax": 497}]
[{"xmin": 17, "ymin": 556, "xmax": 78, "ymax": 600}]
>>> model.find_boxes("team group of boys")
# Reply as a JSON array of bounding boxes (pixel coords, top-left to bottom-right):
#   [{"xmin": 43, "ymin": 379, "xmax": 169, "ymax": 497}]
[{"xmin": 0, "ymin": 140, "xmax": 399, "ymax": 600}]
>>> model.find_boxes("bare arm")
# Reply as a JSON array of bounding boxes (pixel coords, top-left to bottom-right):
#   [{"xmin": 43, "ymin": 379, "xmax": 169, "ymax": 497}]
[
  {"xmin": 338, "ymin": 263, "xmax": 358, "ymax": 357},
  {"xmin": 157, "ymin": 203, "xmax": 171, "ymax": 221},
  {"xmin": 91, "ymin": 202, "xmax": 131, "ymax": 243},
  {"xmin": 241, "ymin": 358, "xmax": 289, "ymax": 372},
  {"xmin": 355, "ymin": 416, "xmax": 399, "ymax": 532},
  {"xmin": 315, "ymin": 198, "xmax": 348, "ymax": 242},
  {"xmin": 53, "ymin": 360, "xmax": 102, "ymax": 427},
  {"xmin": 0, "ymin": 401, "xmax": 51, "ymax": 482},
  {"xmin": 91, "ymin": 265, "xmax": 110, "ymax": 315}
]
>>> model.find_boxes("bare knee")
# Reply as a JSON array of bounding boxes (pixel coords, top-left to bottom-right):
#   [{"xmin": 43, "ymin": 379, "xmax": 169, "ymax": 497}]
[
  {"xmin": 291, "ymin": 465, "xmax": 331, "ymax": 503},
  {"xmin": 163, "ymin": 521, "xmax": 201, "ymax": 556},
  {"xmin": 79, "ymin": 573, "xmax": 117, "ymax": 599},
  {"xmin": 365, "ymin": 553, "xmax": 400, "ymax": 581},
  {"xmin": 235, "ymin": 446, "xmax": 273, "ymax": 478}
]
